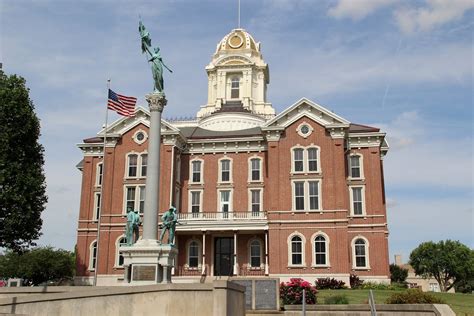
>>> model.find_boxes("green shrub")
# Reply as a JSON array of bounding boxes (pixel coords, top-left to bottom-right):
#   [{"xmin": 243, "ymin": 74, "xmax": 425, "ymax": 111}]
[
  {"xmin": 280, "ymin": 278, "xmax": 318, "ymax": 305},
  {"xmin": 385, "ymin": 289, "xmax": 445, "ymax": 304},
  {"xmin": 360, "ymin": 282, "xmax": 406, "ymax": 290},
  {"xmin": 390, "ymin": 263, "xmax": 408, "ymax": 283},
  {"xmin": 324, "ymin": 295, "xmax": 349, "ymax": 305}
]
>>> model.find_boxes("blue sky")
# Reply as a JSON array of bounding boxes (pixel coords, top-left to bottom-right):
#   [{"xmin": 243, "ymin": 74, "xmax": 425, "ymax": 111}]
[{"xmin": 1, "ymin": 0, "xmax": 472, "ymax": 262}]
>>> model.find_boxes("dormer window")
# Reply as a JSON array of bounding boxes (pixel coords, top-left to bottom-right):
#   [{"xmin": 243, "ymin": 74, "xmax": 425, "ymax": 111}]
[{"xmin": 231, "ymin": 77, "xmax": 240, "ymax": 99}]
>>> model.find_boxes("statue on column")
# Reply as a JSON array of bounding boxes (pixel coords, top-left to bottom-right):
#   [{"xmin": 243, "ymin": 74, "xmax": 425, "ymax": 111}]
[
  {"xmin": 139, "ymin": 20, "xmax": 172, "ymax": 93},
  {"xmin": 160, "ymin": 207, "xmax": 178, "ymax": 245}
]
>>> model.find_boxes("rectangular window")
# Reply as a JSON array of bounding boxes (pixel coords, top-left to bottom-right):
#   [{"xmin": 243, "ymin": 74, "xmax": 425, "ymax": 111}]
[
  {"xmin": 251, "ymin": 158, "xmax": 261, "ymax": 181},
  {"xmin": 294, "ymin": 182, "xmax": 305, "ymax": 211},
  {"xmin": 293, "ymin": 149, "xmax": 304, "ymax": 172},
  {"xmin": 308, "ymin": 148, "xmax": 318, "ymax": 172},
  {"xmin": 355, "ymin": 244, "xmax": 366, "ymax": 267},
  {"xmin": 191, "ymin": 191, "xmax": 201, "ymax": 217},
  {"xmin": 128, "ymin": 155, "xmax": 138, "ymax": 177},
  {"xmin": 352, "ymin": 187, "xmax": 363, "ymax": 215},
  {"xmin": 309, "ymin": 181, "xmax": 319, "ymax": 210},
  {"xmin": 94, "ymin": 192, "xmax": 101, "ymax": 221},
  {"xmin": 189, "ymin": 243, "xmax": 199, "ymax": 267},
  {"xmin": 231, "ymin": 77, "xmax": 239, "ymax": 99},
  {"xmin": 315, "ymin": 239, "xmax": 326, "ymax": 265},
  {"xmin": 141, "ymin": 154, "xmax": 148, "ymax": 177},
  {"xmin": 126, "ymin": 187, "xmax": 136, "ymax": 211},
  {"xmin": 221, "ymin": 160, "xmax": 230, "ymax": 182},
  {"xmin": 350, "ymin": 156, "xmax": 361, "ymax": 178},
  {"xmin": 139, "ymin": 186, "xmax": 146, "ymax": 214},
  {"xmin": 192, "ymin": 161, "xmax": 201, "ymax": 183},
  {"xmin": 220, "ymin": 190, "xmax": 230, "ymax": 217},
  {"xmin": 251, "ymin": 189, "xmax": 261, "ymax": 215}
]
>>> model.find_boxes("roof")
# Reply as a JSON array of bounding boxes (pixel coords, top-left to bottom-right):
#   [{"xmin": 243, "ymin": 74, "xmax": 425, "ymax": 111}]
[
  {"xmin": 179, "ymin": 126, "xmax": 262, "ymax": 139},
  {"xmin": 83, "ymin": 136, "xmax": 103, "ymax": 143},
  {"xmin": 349, "ymin": 123, "xmax": 380, "ymax": 133}
]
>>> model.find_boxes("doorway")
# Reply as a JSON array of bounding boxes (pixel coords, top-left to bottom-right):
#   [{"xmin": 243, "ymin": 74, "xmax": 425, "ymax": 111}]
[{"xmin": 214, "ymin": 237, "xmax": 234, "ymax": 276}]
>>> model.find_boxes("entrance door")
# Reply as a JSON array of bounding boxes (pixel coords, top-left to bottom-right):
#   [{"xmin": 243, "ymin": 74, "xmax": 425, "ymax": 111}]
[{"xmin": 214, "ymin": 237, "xmax": 234, "ymax": 276}]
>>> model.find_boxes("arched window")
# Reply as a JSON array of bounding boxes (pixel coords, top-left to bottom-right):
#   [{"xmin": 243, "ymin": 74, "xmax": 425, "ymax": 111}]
[
  {"xmin": 116, "ymin": 236, "xmax": 126, "ymax": 267},
  {"xmin": 188, "ymin": 240, "xmax": 200, "ymax": 268},
  {"xmin": 141, "ymin": 154, "xmax": 148, "ymax": 177},
  {"xmin": 191, "ymin": 160, "xmax": 202, "ymax": 183},
  {"xmin": 314, "ymin": 236, "xmax": 327, "ymax": 265},
  {"xmin": 127, "ymin": 154, "xmax": 138, "ymax": 177},
  {"xmin": 307, "ymin": 148, "xmax": 318, "ymax": 172},
  {"xmin": 349, "ymin": 155, "xmax": 363, "ymax": 178},
  {"xmin": 250, "ymin": 240, "xmax": 261, "ymax": 268},
  {"xmin": 89, "ymin": 240, "xmax": 97, "ymax": 271},
  {"xmin": 249, "ymin": 158, "xmax": 261, "ymax": 181},
  {"xmin": 231, "ymin": 77, "xmax": 240, "ymax": 99},
  {"xmin": 293, "ymin": 148, "xmax": 304, "ymax": 172},
  {"xmin": 354, "ymin": 238, "xmax": 368, "ymax": 268},
  {"xmin": 291, "ymin": 236, "xmax": 303, "ymax": 265}
]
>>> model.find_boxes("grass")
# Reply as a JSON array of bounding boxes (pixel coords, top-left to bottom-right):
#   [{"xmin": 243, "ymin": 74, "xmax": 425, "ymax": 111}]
[{"xmin": 317, "ymin": 289, "xmax": 474, "ymax": 316}]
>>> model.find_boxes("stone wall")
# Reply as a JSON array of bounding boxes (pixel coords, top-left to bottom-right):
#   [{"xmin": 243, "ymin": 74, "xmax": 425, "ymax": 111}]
[{"xmin": 0, "ymin": 281, "xmax": 244, "ymax": 316}]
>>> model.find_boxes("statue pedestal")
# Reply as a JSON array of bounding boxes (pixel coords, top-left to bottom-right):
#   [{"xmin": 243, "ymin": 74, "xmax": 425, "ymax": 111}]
[{"xmin": 120, "ymin": 240, "xmax": 178, "ymax": 285}]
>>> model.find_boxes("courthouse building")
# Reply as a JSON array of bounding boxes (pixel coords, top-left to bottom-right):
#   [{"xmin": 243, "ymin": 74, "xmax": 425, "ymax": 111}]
[{"xmin": 75, "ymin": 28, "xmax": 390, "ymax": 286}]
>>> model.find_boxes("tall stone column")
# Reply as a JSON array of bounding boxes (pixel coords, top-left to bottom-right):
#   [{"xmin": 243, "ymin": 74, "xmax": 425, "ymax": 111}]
[{"xmin": 143, "ymin": 92, "xmax": 167, "ymax": 240}]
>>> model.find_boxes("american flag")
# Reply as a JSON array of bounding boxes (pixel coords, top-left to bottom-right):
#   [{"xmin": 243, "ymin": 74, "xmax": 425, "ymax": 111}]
[{"xmin": 107, "ymin": 89, "xmax": 137, "ymax": 117}]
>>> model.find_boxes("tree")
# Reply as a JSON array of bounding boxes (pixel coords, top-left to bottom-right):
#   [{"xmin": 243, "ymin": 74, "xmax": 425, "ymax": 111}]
[
  {"xmin": 409, "ymin": 240, "xmax": 474, "ymax": 292},
  {"xmin": 390, "ymin": 263, "xmax": 408, "ymax": 284},
  {"xmin": 0, "ymin": 247, "xmax": 75, "ymax": 285},
  {"xmin": 0, "ymin": 70, "xmax": 47, "ymax": 251}
]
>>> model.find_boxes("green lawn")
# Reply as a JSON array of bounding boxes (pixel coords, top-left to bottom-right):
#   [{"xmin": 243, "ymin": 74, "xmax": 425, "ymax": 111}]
[{"xmin": 318, "ymin": 289, "xmax": 474, "ymax": 316}]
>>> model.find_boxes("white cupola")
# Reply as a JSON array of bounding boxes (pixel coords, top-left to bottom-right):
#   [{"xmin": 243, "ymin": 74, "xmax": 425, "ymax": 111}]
[{"xmin": 196, "ymin": 29, "xmax": 276, "ymax": 120}]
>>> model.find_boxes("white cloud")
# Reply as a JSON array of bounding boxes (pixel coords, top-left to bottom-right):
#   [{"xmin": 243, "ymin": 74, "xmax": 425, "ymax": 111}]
[
  {"xmin": 328, "ymin": 0, "xmax": 397, "ymax": 20},
  {"xmin": 394, "ymin": 0, "xmax": 474, "ymax": 34}
]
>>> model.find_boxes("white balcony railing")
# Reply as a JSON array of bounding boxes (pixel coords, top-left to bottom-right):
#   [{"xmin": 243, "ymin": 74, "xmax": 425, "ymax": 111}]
[{"xmin": 177, "ymin": 211, "xmax": 266, "ymax": 221}]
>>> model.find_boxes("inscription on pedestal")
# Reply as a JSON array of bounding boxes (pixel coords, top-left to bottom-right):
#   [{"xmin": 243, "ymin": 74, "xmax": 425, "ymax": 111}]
[
  {"xmin": 255, "ymin": 280, "xmax": 277, "ymax": 310},
  {"xmin": 132, "ymin": 265, "xmax": 156, "ymax": 281}
]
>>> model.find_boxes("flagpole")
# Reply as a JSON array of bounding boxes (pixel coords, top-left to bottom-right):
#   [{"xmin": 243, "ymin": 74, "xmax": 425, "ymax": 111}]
[{"xmin": 93, "ymin": 79, "xmax": 111, "ymax": 286}]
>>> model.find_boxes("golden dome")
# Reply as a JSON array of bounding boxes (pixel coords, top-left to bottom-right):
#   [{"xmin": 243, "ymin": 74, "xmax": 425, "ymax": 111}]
[{"xmin": 215, "ymin": 29, "xmax": 260, "ymax": 54}]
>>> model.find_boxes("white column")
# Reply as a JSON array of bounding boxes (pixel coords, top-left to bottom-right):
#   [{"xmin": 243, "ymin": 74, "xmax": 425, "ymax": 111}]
[
  {"xmin": 233, "ymin": 231, "xmax": 238, "ymax": 276},
  {"xmin": 265, "ymin": 230, "xmax": 269, "ymax": 275},
  {"xmin": 202, "ymin": 231, "xmax": 206, "ymax": 275}
]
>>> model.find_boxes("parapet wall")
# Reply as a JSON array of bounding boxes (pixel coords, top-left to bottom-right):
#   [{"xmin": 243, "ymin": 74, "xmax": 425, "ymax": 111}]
[{"xmin": 0, "ymin": 281, "xmax": 245, "ymax": 316}]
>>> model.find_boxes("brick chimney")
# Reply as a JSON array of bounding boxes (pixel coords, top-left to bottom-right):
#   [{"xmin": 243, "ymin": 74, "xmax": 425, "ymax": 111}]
[{"xmin": 394, "ymin": 254, "xmax": 403, "ymax": 266}]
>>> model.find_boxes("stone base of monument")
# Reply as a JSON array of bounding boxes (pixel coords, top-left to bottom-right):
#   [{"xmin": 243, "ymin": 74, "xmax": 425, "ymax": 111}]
[{"xmin": 120, "ymin": 239, "xmax": 178, "ymax": 285}]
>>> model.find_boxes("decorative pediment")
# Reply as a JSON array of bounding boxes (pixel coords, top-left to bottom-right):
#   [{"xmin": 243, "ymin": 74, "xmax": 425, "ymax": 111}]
[
  {"xmin": 263, "ymin": 98, "xmax": 350, "ymax": 130},
  {"xmin": 214, "ymin": 55, "xmax": 253, "ymax": 67},
  {"xmin": 97, "ymin": 107, "xmax": 180, "ymax": 137}
]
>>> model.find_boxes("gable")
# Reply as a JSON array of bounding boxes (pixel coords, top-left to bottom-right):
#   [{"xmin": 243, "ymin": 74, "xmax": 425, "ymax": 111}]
[
  {"xmin": 263, "ymin": 98, "xmax": 350, "ymax": 129},
  {"xmin": 97, "ymin": 107, "xmax": 179, "ymax": 137}
]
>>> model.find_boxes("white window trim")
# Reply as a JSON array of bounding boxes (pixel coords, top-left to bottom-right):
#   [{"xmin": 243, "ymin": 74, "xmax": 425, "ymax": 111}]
[
  {"xmin": 218, "ymin": 157, "xmax": 233, "ymax": 184},
  {"xmin": 290, "ymin": 145, "xmax": 322, "ymax": 174},
  {"xmin": 114, "ymin": 235, "xmax": 126, "ymax": 268},
  {"xmin": 123, "ymin": 184, "xmax": 146, "ymax": 215},
  {"xmin": 287, "ymin": 232, "xmax": 306, "ymax": 267},
  {"xmin": 349, "ymin": 185, "xmax": 366, "ymax": 216},
  {"xmin": 132, "ymin": 129, "xmax": 148, "ymax": 145},
  {"xmin": 88, "ymin": 240, "xmax": 97, "ymax": 271},
  {"xmin": 125, "ymin": 151, "xmax": 148, "ymax": 179},
  {"xmin": 296, "ymin": 121, "xmax": 314, "ymax": 139},
  {"xmin": 189, "ymin": 158, "xmax": 204, "ymax": 184},
  {"xmin": 185, "ymin": 239, "xmax": 202, "ymax": 269},
  {"xmin": 247, "ymin": 188, "xmax": 263, "ymax": 214},
  {"xmin": 92, "ymin": 192, "xmax": 101, "ymax": 222},
  {"xmin": 95, "ymin": 162, "xmax": 103, "ymax": 187},
  {"xmin": 248, "ymin": 238, "xmax": 264, "ymax": 269},
  {"xmin": 248, "ymin": 156, "xmax": 263, "ymax": 182},
  {"xmin": 217, "ymin": 188, "xmax": 233, "ymax": 214},
  {"xmin": 188, "ymin": 189, "xmax": 203, "ymax": 214},
  {"xmin": 311, "ymin": 231, "xmax": 331, "ymax": 267},
  {"xmin": 291, "ymin": 179, "xmax": 322, "ymax": 212},
  {"xmin": 348, "ymin": 153, "xmax": 364, "ymax": 180},
  {"xmin": 351, "ymin": 236, "xmax": 370, "ymax": 270}
]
